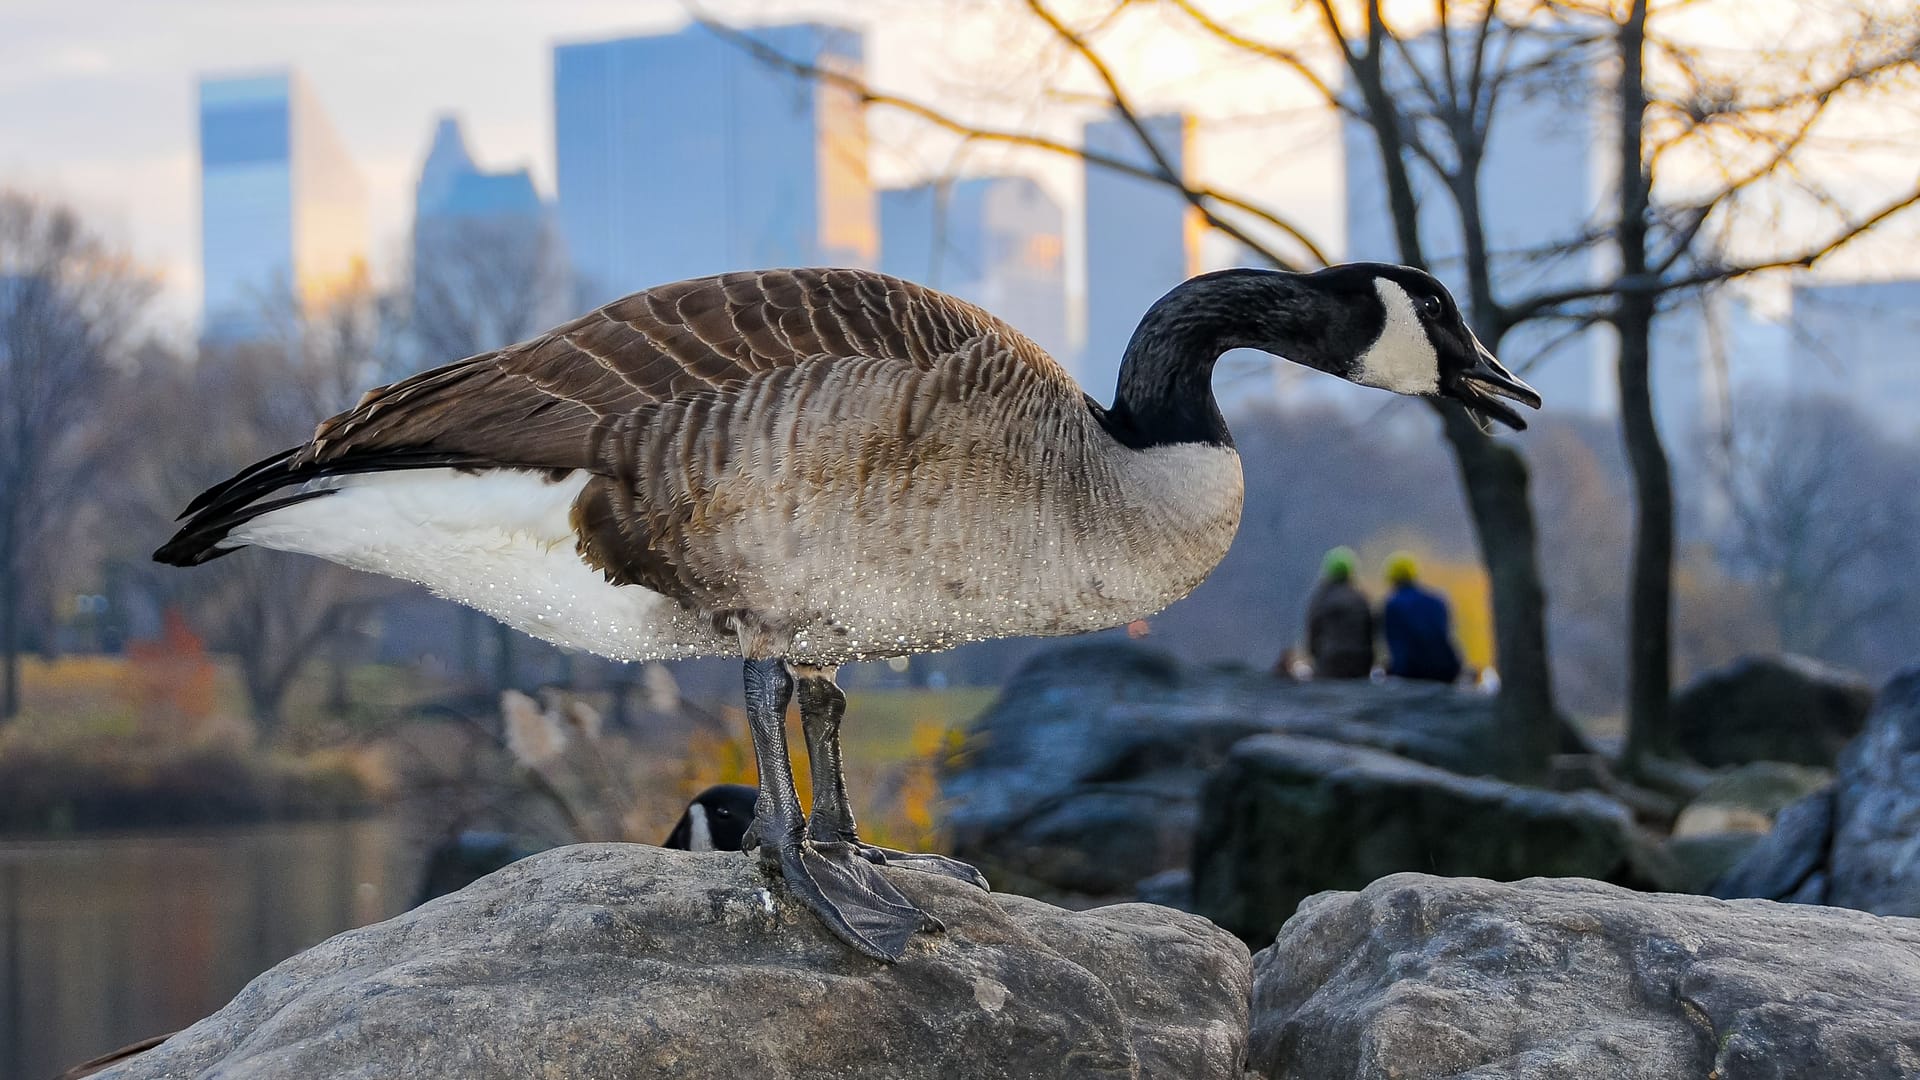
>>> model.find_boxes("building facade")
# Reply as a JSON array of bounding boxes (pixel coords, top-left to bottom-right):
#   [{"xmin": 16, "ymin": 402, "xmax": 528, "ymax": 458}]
[
  {"xmin": 199, "ymin": 70, "xmax": 366, "ymax": 342},
  {"xmin": 409, "ymin": 114, "xmax": 563, "ymax": 361},
  {"xmin": 878, "ymin": 176, "xmax": 1069, "ymax": 359},
  {"xmin": 553, "ymin": 21, "xmax": 875, "ymax": 306},
  {"xmin": 1080, "ymin": 112, "xmax": 1199, "ymax": 400},
  {"xmin": 1790, "ymin": 279, "xmax": 1920, "ymax": 441}
]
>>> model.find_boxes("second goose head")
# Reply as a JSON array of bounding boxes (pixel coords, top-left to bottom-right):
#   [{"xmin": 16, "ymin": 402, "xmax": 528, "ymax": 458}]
[{"xmin": 1109, "ymin": 263, "xmax": 1541, "ymax": 447}]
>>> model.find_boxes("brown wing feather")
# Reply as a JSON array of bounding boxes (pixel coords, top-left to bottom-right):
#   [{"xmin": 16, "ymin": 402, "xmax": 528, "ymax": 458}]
[
  {"xmin": 157, "ymin": 267, "xmax": 1065, "ymax": 568},
  {"xmin": 298, "ymin": 267, "xmax": 1050, "ymax": 469}
]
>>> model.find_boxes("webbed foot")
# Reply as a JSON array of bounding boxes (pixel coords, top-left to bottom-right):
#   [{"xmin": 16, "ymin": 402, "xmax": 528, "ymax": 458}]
[
  {"xmin": 850, "ymin": 843, "xmax": 991, "ymax": 891},
  {"xmin": 754, "ymin": 834, "xmax": 941, "ymax": 961}
]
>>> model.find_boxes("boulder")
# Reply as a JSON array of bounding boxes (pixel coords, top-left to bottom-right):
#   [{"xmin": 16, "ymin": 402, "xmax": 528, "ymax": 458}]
[
  {"xmin": 1715, "ymin": 666, "xmax": 1920, "ymax": 915},
  {"xmin": 1710, "ymin": 789, "xmax": 1834, "ymax": 904},
  {"xmin": 1249, "ymin": 873, "xmax": 1920, "ymax": 1080},
  {"xmin": 1191, "ymin": 735, "xmax": 1651, "ymax": 945},
  {"xmin": 941, "ymin": 642, "xmax": 1502, "ymax": 900},
  {"xmin": 1830, "ymin": 667, "xmax": 1920, "ymax": 915},
  {"xmin": 96, "ymin": 844, "xmax": 1252, "ymax": 1080},
  {"xmin": 1670, "ymin": 654, "xmax": 1873, "ymax": 768}
]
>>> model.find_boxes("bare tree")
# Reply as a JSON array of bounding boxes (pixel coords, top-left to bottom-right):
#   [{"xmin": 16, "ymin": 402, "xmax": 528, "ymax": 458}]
[
  {"xmin": 0, "ymin": 192, "xmax": 152, "ymax": 719},
  {"xmin": 1715, "ymin": 392, "xmax": 1920, "ymax": 667},
  {"xmin": 1555, "ymin": 0, "xmax": 1920, "ymax": 772}
]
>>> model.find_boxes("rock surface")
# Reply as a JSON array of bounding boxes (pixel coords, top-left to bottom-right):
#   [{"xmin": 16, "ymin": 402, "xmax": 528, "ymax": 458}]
[
  {"xmin": 1191, "ymin": 734, "xmax": 1653, "ymax": 944},
  {"xmin": 1670, "ymin": 653, "xmax": 1873, "ymax": 768},
  {"xmin": 97, "ymin": 844, "xmax": 1252, "ymax": 1080},
  {"xmin": 1715, "ymin": 666, "xmax": 1920, "ymax": 915},
  {"xmin": 1249, "ymin": 873, "xmax": 1920, "ymax": 1080},
  {"xmin": 941, "ymin": 643, "xmax": 1504, "ymax": 899}
]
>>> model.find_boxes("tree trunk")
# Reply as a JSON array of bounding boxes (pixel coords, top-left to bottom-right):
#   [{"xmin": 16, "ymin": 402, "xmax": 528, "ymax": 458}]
[
  {"xmin": 325, "ymin": 631, "xmax": 353, "ymax": 717},
  {"xmin": 493, "ymin": 621, "xmax": 517, "ymax": 693},
  {"xmin": 1345, "ymin": 7, "xmax": 1561, "ymax": 781},
  {"xmin": 242, "ymin": 658, "xmax": 290, "ymax": 741},
  {"xmin": 1616, "ymin": 0, "xmax": 1674, "ymax": 774},
  {"xmin": 0, "ymin": 560, "xmax": 19, "ymax": 720},
  {"xmin": 1437, "ymin": 407, "xmax": 1560, "ymax": 781}
]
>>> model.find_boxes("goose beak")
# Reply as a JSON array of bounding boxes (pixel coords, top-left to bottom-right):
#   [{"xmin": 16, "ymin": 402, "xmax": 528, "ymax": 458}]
[{"xmin": 1450, "ymin": 341, "xmax": 1541, "ymax": 433}]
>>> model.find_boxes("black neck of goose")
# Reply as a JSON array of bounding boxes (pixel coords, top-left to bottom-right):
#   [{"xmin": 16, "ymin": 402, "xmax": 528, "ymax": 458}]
[{"xmin": 1100, "ymin": 269, "xmax": 1330, "ymax": 451}]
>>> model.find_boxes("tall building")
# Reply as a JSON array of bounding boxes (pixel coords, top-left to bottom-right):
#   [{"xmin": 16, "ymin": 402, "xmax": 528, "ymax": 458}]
[
  {"xmin": 410, "ymin": 115, "xmax": 560, "ymax": 357},
  {"xmin": 198, "ymin": 70, "xmax": 367, "ymax": 342},
  {"xmin": 416, "ymin": 115, "xmax": 544, "ymax": 224},
  {"xmin": 878, "ymin": 176, "xmax": 1068, "ymax": 359},
  {"xmin": 1342, "ymin": 30, "xmax": 1611, "ymax": 417},
  {"xmin": 553, "ymin": 22, "xmax": 874, "ymax": 305},
  {"xmin": 1789, "ymin": 279, "xmax": 1920, "ymax": 441},
  {"xmin": 1080, "ymin": 113, "xmax": 1200, "ymax": 399}
]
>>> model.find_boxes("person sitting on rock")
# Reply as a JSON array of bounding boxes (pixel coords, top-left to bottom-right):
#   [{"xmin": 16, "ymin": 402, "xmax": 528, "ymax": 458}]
[
  {"xmin": 1304, "ymin": 546, "xmax": 1375, "ymax": 680},
  {"xmin": 1381, "ymin": 553, "xmax": 1463, "ymax": 684}
]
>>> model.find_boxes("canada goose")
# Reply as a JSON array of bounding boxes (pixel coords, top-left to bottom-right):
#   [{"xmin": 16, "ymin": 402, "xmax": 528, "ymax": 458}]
[
  {"xmin": 156, "ymin": 264, "xmax": 1537, "ymax": 959},
  {"xmin": 663, "ymin": 783, "xmax": 758, "ymax": 852}
]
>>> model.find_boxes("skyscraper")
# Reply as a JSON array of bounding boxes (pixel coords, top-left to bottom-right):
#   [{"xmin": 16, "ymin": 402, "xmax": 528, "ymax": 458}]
[
  {"xmin": 878, "ymin": 176, "xmax": 1069, "ymax": 359},
  {"xmin": 553, "ymin": 22, "xmax": 874, "ymax": 305},
  {"xmin": 410, "ymin": 115, "xmax": 561, "ymax": 358},
  {"xmin": 1790, "ymin": 279, "xmax": 1920, "ymax": 440},
  {"xmin": 198, "ymin": 70, "xmax": 367, "ymax": 342},
  {"xmin": 1081, "ymin": 113, "xmax": 1200, "ymax": 400},
  {"xmin": 1342, "ymin": 30, "xmax": 1609, "ymax": 416}
]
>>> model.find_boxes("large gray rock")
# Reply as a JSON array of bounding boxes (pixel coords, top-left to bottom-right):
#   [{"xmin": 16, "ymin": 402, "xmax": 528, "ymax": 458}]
[
  {"xmin": 1250, "ymin": 874, "xmax": 1920, "ymax": 1080},
  {"xmin": 98, "ymin": 844, "xmax": 1251, "ymax": 1080},
  {"xmin": 1831, "ymin": 667, "xmax": 1920, "ymax": 914},
  {"xmin": 1192, "ymin": 735, "xmax": 1652, "ymax": 944},
  {"xmin": 1715, "ymin": 666, "xmax": 1920, "ymax": 915},
  {"xmin": 942, "ymin": 642, "xmax": 1502, "ymax": 899},
  {"xmin": 1671, "ymin": 653, "xmax": 1873, "ymax": 768}
]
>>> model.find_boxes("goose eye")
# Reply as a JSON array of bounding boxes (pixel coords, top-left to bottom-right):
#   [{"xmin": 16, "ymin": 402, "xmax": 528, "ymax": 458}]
[
  {"xmin": 713, "ymin": 807, "xmax": 731, "ymax": 818},
  {"xmin": 1419, "ymin": 294, "xmax": 1443, "ymax": 319}
]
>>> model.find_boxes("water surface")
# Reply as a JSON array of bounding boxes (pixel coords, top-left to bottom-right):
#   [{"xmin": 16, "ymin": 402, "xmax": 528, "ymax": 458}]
[{"xmin": 0, "ymin": 819, "xmax": 415, "ymax": 1079}]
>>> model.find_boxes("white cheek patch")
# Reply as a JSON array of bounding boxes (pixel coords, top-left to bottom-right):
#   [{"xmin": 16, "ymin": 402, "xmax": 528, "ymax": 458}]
[
  {"xmin": 1355, "ymin": 279, "xmax": 1441, "ymax": 395},
  {"xmin": 687, "ymin": 803, "xmax": 714, "ymax": 852}
]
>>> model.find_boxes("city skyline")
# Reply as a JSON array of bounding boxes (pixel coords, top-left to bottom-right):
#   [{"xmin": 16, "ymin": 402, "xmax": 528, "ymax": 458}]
[{"xmin": 10, "ymin": 4, "xmax": 1916, "ymax": 410}]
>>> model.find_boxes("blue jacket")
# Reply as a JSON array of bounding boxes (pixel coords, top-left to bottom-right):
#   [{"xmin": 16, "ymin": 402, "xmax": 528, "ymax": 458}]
[{"xmin": 1382, "ymin": 583, "xmax": 1463, "ymax": 683}]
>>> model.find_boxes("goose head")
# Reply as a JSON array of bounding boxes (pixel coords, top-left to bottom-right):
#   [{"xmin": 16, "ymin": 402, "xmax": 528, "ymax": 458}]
[
  {"xmin": 1109, "ymin": 263, "xmax": 1541, "ymax": 448},
  {"xmin": 1301, "ymin": 263, "xmax": 1541, "ymax": 433}
]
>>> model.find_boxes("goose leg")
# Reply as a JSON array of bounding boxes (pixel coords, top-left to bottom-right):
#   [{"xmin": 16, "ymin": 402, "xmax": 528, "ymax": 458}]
[
  {"xmin": 738, "ymin": 657, "xmax": 934, "ymax": 961},
  {"xmin": 795, "ymin": 669, "xmax": 990, "ymax": 891}
]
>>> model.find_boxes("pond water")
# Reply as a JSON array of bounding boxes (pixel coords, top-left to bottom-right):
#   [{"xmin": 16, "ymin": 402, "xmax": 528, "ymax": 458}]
[{"xmin": 0, "ymin": 818, "xmax": 418, "ymax": 1080}]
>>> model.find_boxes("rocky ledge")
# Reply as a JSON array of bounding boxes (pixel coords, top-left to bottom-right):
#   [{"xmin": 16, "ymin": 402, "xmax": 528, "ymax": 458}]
[
  {"xmin": 1250, "ymin": 873, "xmax": 1920, "ymax": 1080},
  {"xmin": 94, "ymin": 844, "xmax": 1252, "ymax": 1080}
]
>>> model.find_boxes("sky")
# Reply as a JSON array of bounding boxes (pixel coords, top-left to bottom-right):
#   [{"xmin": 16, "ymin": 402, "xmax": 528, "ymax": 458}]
[{"xmin": 2, "ymin": 0, "xmax": 1913, "ymax": 331}]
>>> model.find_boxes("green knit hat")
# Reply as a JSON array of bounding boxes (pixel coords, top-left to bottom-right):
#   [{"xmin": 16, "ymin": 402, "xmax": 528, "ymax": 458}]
[{"xmin": 1322, "ymin": 546, "xmax": 1357, "ymax": 582}]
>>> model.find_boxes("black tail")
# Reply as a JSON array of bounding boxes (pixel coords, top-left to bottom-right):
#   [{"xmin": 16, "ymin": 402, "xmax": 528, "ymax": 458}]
[{"xmin": 152, "ymin": 446, "xmax": 489, "ymax": 567}]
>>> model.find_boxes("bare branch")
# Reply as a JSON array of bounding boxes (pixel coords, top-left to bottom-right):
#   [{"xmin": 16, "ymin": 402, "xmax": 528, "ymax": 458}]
[{"xmin": 692, "ymin": 12, "xmax": 1333, "ymax": 268}]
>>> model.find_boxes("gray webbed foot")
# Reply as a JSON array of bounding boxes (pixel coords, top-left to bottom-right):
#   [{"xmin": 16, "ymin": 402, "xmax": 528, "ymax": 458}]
[
  {"xmin": 753, "ymin": 834, "xmax": 941, "ymax": 961},
  {"xmin": 851, "ymin": 843, "xmax": 991, "ymax": 891}
]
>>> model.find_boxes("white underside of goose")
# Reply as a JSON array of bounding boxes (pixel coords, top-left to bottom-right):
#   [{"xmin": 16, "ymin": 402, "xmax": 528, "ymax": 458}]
[
  {"xmin": 225, "ymin": 440, "xmax": 1245, "ymax": 664},
  {"xmin": 228, "ymin": 469, "xmax": 694, "ymax": 660}
]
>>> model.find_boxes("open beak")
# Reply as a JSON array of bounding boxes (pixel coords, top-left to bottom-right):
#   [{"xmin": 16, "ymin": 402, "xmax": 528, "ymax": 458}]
[{"xmin": 1449, "ymin": 340, "xmax": 1541, "ymax": 433}]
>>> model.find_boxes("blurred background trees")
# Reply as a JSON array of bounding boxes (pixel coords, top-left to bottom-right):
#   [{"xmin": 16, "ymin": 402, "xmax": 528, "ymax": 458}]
[{"xmin": 0, "ymin": 192, "xmax": 153, "ymax": 721}]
